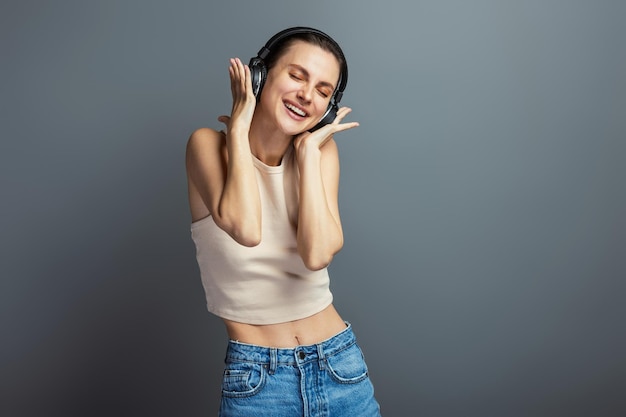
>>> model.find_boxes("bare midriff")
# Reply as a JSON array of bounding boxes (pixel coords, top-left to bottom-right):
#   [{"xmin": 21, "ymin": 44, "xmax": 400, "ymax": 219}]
[{"xmin": 223, "ymin": 304, "xmax": 347, "ymax": 348}]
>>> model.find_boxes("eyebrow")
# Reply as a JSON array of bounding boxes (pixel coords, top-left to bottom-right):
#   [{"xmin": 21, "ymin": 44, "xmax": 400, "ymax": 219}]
[{"xmin": 288, "ymin": 64, "xmax": 336, "ymax": 90}]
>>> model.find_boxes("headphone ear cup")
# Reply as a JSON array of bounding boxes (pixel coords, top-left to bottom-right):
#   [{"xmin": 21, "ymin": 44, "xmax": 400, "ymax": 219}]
[
  {"xmin": 309, "ymin": 103, "xmax": 338, "ymax": 132},
  {"xmin": 248, "ymin": 57, "xmax": 267, "ymax": 98}
]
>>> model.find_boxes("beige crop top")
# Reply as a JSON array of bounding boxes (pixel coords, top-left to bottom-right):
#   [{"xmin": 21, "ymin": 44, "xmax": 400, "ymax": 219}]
[{"xmin": 190, "ymin": 145, "xmax": 333, "ymax": 325}]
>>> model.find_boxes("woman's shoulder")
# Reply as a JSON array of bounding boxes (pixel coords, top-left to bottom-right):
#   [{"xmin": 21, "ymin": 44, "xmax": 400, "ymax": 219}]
[
  {"xmin": 186, "ymin": 127, "xmax": 226, "ymax": 156},
  {"xmin": 188, "ymin": 127, "xmax": 225, "ymax": 145},
  {"xmin": 186, "ymin": 127, "xmax": 228, "ymax": 171}
]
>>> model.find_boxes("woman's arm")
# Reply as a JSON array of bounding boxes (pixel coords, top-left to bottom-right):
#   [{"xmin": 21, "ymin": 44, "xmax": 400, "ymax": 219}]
[
  {"xmin": 185, "ymin": 58, "xmax": 261, "ymax": 247},
  {"xmin": 294, "ymin": 107, "xmax": 359, "ymax": 270}
]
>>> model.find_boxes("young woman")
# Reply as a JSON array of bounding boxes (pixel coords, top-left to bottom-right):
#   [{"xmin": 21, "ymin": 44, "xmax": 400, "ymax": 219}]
[{"xmin": 186, "ymin": 27, "xmax": 381, "ymax": 416}]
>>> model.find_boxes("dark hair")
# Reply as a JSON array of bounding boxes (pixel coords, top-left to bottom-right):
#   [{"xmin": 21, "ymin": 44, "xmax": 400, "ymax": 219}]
[{"xmin": 263, "ymin": 32, "xmax": 346, "ymax": 78}]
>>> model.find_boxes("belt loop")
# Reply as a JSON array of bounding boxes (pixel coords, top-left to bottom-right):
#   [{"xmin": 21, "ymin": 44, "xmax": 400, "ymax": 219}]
[
  {"xmin": 269, "ymin": 348, "xmax": 277, "ymax": 375},
  {"xmin": 316, "ymin": 343, "xmax": 326, "ymax": 371}
]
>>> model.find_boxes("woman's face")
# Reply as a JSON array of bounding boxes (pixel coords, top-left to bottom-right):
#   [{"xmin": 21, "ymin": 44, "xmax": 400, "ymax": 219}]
[{"xmin": 259, "ymin": 40, "xmax": 341, "ymax": 135}]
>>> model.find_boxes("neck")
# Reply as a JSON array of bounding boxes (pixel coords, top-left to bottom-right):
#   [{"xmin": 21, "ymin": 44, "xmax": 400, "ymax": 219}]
[{"xmin": 249, "ymin": 112, "xmax": 294, "ymax": 167}]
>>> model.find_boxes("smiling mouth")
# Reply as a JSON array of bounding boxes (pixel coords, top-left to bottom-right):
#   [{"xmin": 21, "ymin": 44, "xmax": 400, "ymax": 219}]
[{"xmin": 284, "ymin": 102, "xmax": 308, "ymax": 117}]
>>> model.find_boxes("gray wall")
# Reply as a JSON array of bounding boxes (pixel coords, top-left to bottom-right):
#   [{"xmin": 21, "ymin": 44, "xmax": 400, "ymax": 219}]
[{"xmin": 2, "ymin": 1, "xmax": 624, "ymax": 416}]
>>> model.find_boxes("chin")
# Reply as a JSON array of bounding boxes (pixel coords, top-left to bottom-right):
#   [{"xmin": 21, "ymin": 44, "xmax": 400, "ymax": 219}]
[{"xmin": 280, "ymin": 121, "xmax": 314, "ymax": 136}]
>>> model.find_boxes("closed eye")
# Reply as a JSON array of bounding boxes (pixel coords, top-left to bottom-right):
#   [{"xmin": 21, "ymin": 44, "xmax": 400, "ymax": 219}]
[{"xmin": 317, "ymin": 89, "xmax": 330, "ymax": 98}]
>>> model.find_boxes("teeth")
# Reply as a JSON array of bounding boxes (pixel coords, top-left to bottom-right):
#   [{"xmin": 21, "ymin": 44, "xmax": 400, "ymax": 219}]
[{"xmin": 285, "ymin": 103, "xmax": 306, "ymax": 117}]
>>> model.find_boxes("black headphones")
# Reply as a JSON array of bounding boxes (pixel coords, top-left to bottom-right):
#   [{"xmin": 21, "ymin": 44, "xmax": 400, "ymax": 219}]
[{"xmin": 248, "ymin": 26, "xmax": 348, "ymax": 132}]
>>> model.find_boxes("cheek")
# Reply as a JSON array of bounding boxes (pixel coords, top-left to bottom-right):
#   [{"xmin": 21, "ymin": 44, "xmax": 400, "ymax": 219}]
[
  {"xmin": 265, "ymin": 74, "xmax": 293, "ymax": 93},
  {"xmin": 259, "ymin": 81, "xmax": 281, "ymax": 107},
  {"xmin": 315, "ymin": 96, "xmax": 331, "ymax": 113},
  {"xmin": 260, "ymin": 82, "xmax": 289, "ymax": 108}
]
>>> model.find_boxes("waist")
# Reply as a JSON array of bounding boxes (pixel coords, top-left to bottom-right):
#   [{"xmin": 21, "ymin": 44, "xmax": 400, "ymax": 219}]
[
  {"xmin": 223, "ymin": 304, "xmax": 346, "ymax": 348},
  {"xmin": 225, "ymin": 321, "xmax": 355, "ymax": 365}
]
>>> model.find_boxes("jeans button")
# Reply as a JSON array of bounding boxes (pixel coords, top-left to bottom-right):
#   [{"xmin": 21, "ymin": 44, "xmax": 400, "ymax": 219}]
[{"xmin": 298, "ymin": 351, "xmax": 306, "ymax": 360}]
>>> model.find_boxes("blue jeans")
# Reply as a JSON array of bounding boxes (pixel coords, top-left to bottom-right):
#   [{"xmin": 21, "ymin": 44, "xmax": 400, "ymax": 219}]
[{"xmin": 219, "ymin": 323, "xmax": 381, "ymax": 417}]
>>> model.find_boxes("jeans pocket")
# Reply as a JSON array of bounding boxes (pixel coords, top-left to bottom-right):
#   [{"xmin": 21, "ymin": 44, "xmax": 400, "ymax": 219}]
[
  {"xmin": 221, "ymin": 362, "xmax": 266, "ymax": 398},
  {"xmin": 326, "ymin": 342, "xmax": 369, "ymax": 384}
]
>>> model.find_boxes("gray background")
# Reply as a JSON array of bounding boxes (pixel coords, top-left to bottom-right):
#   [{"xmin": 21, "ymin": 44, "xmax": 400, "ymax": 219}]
[{"xmin": 1, "ymin": 1, "xmax": 624, "ymax": 416}]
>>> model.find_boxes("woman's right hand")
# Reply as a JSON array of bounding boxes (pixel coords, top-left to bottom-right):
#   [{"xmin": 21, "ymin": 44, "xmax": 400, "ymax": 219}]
[{"xmin": 218, "ymin": 58, "xmax": 256, "ymax": 134}]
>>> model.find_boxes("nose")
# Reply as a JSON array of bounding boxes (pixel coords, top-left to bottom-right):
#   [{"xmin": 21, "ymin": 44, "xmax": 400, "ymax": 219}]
[{"xmin": 297, "ymin": 84, "xmax": 313, "ymax": 103}]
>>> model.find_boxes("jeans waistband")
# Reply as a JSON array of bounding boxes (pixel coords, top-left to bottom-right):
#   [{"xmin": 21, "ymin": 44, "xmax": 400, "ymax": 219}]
[{"xmin": 225, "ymin": 322, "xmax": 355, "ymax": 370}]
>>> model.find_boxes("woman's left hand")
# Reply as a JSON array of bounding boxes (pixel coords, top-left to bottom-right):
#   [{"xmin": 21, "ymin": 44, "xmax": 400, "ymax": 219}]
[{"xmin": 293, "ymin": 107, "xmax": 359, "ymax": 153}]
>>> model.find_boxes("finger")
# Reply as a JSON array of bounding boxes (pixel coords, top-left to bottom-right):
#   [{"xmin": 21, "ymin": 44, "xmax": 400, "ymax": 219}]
[
  {"xmin": 241, "ymin": 63, "xmax": 254, "ymax": 96},
  {"xmin": 243, "ymin": 64, "xmax": 254, "ymax": 96},
  {"xmin": 218, "ymin": 115, "xmax": 231, "ymax": 125},
  {"xmin": 330, "ymin": 121, "xmax": 360, "ymax": 134},
  {"xmin": 228, "ymin": 59, "xmax": 238, "ymax": 95},
  {"xmin": 332, "ymin": 107, "xmax": 353, "ymax": 124},
  {"xmin": 228, "ymin": 58, "xmax": 245, "ymax": 94},
  {"xmin": 307, "ymin": 118, "xmax": 358, "ymax": 141},
  {"xmin": 229, "ymin": 58, "xmax": 240, "ymax": 79},
  {"xmin": 234, "ymin": 58, "xmax": 247, "ymax": 92}
]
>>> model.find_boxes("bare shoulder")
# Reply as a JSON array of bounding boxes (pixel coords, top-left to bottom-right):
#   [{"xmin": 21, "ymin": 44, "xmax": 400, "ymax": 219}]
[
  {"xmin": 187, "ymin": 127, "xmax": 225, "ymax": 151},
  {"xmin": 186, "ymin": 127, "xmax": 226, "ymax": 164}
]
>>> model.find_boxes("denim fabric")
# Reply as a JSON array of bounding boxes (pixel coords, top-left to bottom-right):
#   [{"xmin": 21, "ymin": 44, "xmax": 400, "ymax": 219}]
[{"xmin": 219, "ymin": 323, "xmax": 381, "ymax": 417}]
